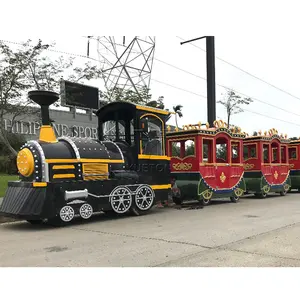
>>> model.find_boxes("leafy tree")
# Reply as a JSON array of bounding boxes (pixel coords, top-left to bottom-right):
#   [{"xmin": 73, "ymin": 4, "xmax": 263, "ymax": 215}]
[
  {"xmin": 173, "ymin": 105, "xmax": 183, "ymax": 128},
  {"xmin": 0, "ymin": 39, "xmax": 103, "ymax": 156},
  {"xmin": 217, "ymin": 89, "xmax": 253, "ymax": 128}
]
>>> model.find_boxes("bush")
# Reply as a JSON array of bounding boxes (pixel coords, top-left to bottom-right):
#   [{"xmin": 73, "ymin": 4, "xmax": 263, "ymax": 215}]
[{"xmin": 0, "ymin": 155, "xmax": 18, "ymax": 175}]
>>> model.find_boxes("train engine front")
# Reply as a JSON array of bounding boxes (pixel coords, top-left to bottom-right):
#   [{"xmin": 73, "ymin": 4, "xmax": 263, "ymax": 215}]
[{"xmin": 0, "ymin": 90, "xmax": 171, "ymax": 225}]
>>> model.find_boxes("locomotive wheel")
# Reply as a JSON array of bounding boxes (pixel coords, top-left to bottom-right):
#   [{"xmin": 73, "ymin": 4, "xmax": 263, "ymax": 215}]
[
  {"xmin": 110, "ymin": 186, "xmax": 132, "ymax": 214},
  {"xmin": 79, "ymin": 204, "xmax": 93, "ymax": 220},
  {"xmin": 130, "ymin": 185, "xmax": 155, "ymax": 216},
  {"xmin": 48, "ymin": 205, "xmax": 75, "ymax": 227},
  {"xmin": 230, "ymin": 196, "xmax": 240, "ymax": 203}
]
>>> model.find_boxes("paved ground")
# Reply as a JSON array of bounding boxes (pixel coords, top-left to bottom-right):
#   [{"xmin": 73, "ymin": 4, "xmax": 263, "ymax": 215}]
[{"xmin": 1, "ymin": 193, "xmax": 300, "ymax": 267}]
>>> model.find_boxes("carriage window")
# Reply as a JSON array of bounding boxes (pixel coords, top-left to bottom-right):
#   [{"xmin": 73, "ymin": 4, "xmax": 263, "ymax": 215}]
[
  {"xmin": 185, "ymin": 140, "xmax": 195, "ymax": 156},
  {"xmin": 243, "ymin": 144, "xmax": 257, "ymax": 160},
  {"xmin": 289, "ymin": 147, "xmax": 297, "ymax": 160},
  {"xmin": 263, "ymin": 144, "xmax": 270, "ymax": 163},
  {"xmin": 216, "ymin": 137, "xmax": 228, "ymax": 163},
  {"xmin": 281, "ymin": 146, "xmax": 287, "ymax": 163},
  {"xmin": 232, "ymin": 142, "xmax": 241, "ymax": 163},
  {"xmin": 203, "ymin": 139, "xmax": 213, "ymax": 163},
  {"xmin": 140, "ymin": 115, "xmax": 164, "ymax": 155},
  {"xmin": 271, "ymin": 142, "xmax": 280, "ymax": 163},
  {"xmin": 171, "ymin": 142, "xmax": 181, "ymax": 157}
]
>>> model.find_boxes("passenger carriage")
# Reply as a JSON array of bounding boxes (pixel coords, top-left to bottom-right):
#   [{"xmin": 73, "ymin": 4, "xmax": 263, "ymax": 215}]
[
  {"xmin": 288, "ymin": 139, "xmax": 300, "ymax": 192},
  {"xmin": 243, "ymin": 129, "xmax": 291, "ymax": 198},
  {"xmin": 166, "ymin": 120, "xmax": 247, "ymax": 206}
]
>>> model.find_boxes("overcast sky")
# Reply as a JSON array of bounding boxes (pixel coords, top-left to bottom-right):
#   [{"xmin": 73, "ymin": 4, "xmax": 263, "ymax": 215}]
[{"xmin": 2, "ymin": 1, "xmax": 300, "ymax": 137}]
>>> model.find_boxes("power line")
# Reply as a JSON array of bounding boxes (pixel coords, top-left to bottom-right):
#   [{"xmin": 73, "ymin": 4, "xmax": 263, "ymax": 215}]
[
  {"xmin": 154, "ymin": 56, "xmax": 300, "ymax": 118},
  {"xmin": 0, "ymin": 39, "xmax": 100, "ymax": 62},
  {"xmin": 176, "ymin": 36, "xmax": 300, "ymax": 102},
  {"xmin": 151, "ymin": 78, "xmax": 207, "ymax": 99},
  {"xmin": 152, "ymin": 77, "xmax": 300, "ymax": 128}
]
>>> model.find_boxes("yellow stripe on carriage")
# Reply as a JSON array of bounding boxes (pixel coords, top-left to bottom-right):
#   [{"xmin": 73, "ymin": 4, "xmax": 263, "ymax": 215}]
[
  {"xmin": 151, "ymin": 184, "xmax": 171, "ymax": 190},
  {"xmin": 33, "ymin": 182, "xmax": 47, "ymax": 187}
]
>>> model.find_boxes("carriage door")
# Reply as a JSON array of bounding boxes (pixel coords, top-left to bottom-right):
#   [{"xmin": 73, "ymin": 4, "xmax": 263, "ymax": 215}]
[{"xmin": 215, "ymin": 136, "xmax": 230, "ymax": 190}]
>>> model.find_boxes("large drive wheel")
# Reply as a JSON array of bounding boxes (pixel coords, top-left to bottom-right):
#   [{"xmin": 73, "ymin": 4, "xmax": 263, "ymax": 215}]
[
  {"xmin": 130, "ymin": 185, "xmax": 155, "ymax": 216},
  {"xmin": 110, "ymin": 186, "xmax": 132, "ymax": 214}
]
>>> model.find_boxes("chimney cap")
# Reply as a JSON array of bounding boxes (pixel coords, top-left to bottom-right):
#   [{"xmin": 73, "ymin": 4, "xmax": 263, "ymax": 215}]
[{"xmin": 28, "ymin": 90, "xmax": 59, "ymax": 106}]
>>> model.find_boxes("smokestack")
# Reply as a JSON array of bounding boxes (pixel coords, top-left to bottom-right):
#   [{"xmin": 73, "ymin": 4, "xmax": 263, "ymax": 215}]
[{"xmin": 28, "ymin": 90, "xmax": 59, "ymax": 143}]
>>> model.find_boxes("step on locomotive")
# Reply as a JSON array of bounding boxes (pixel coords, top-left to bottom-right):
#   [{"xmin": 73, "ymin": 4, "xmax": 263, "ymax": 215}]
[{"xmin": 0, "ymin": 90, "xmax": 172, "ymax": 225}]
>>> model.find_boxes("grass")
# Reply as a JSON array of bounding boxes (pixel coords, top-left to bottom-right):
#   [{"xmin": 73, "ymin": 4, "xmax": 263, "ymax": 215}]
[{"xmin": 0, "ymin": 173, "xmax": 19, "ymax": 197}]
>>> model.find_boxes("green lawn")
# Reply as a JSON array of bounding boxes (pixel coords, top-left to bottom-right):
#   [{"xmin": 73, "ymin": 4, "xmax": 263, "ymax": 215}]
[{"xmin": 0, "ymin": 174, "xmax": 19, "ymax": 197}]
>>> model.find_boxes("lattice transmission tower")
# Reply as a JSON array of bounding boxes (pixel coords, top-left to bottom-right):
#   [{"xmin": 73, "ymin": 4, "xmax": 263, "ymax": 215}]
[{"xmin": 93, "ymin": 36, "xmax": 156, "ymax": 102}]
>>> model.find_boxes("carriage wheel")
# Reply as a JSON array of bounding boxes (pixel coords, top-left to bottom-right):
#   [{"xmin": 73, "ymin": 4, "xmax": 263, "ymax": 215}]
[
  {"xmin": 280, "ymin": 190, "xmax": 287, "ymax": 196},
  {"xmin": 201, "ymin": 189, "xmax": 213, "ymax": 206},
  {"xmin": 110, "ymin": 186, "xmax": 132, "ymax": 214},
  {"xmin": 230, "ymin": 196, "xmax": 240, "ymax": 203},
  {"xmin": 79, "ymin": 204, "xmax": 93, "ymax": 220},
  {"xmin": 259, "ymin": 192, "xmax": 267, "ymax": 199}
]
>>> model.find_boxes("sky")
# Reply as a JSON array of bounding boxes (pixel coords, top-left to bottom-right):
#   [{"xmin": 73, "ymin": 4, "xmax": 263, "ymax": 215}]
[{"xmin": 2, "ymin": 1, "xmax": 300, "ymax": 138}]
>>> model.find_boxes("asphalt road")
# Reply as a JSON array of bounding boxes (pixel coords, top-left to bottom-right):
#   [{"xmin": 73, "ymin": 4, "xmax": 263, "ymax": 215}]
[{"xmin": 1, "ymin": 193, "xmax": 300, "ymax": 267}]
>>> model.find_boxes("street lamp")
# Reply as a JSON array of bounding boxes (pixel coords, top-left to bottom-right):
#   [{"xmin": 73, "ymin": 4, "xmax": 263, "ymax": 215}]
[{"xmin": 181, "ymin": 36, "xmax": 216, "ymax": 127}]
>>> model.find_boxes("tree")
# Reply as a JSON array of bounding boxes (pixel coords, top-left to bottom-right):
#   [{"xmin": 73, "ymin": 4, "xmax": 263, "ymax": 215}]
[
  {"xmin": 173, "ymin": 105, "xmax": 183, "ymax": 128},
  {"xmin": 0, "ymin": 39, "xmax": 103, "ymax": 156},
  {"xmin": 217, "ymin": 89, "xmax": 253, "ymax": 128}
]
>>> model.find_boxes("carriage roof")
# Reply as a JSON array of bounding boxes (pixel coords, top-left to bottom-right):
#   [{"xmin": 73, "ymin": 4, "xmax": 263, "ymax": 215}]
[
  {"xmin": 166, "ymin": 120, "xmax": 246, "ymax": 139},
  {"xmin": 244, "ymin": 128, "xmax": 290, "ymax": 144}
]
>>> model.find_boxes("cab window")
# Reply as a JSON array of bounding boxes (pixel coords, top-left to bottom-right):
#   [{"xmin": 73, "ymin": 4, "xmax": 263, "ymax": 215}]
[{"xmin": 140, "ymin": 114, "xmax": 164, "ymax": 155}]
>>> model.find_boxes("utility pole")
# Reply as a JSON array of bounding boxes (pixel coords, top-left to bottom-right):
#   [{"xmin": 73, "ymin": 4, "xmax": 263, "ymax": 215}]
[{"xmin": 181, "ymin": 36, "xmax": 216, "ymax": 127}]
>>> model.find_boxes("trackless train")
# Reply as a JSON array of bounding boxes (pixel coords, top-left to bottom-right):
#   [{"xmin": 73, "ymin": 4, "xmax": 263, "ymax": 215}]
[
  {"xmin": 0, "ymin": 90, "xmax": 171, "ymax": 225},
  {"xmin": 0, "ymin": 89, "xmax": 298, "ymax": 226}
]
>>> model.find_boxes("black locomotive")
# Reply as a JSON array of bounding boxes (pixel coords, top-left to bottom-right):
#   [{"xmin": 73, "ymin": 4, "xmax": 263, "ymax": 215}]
[{"xmin": 0, "ymin": 90, "xmax": 171, "ymax": 225}]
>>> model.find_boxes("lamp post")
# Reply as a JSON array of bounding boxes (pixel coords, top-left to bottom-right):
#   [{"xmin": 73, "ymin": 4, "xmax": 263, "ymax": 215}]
[{"xmin": 181, "ymin": 36, "xmax": 216, "ymax": 127}]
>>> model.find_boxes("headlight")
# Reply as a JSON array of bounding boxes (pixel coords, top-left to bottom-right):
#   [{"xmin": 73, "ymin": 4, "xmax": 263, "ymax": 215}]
[{"xmin": 17, "ymin": 148, "xmax": 34, "ymax": 177}]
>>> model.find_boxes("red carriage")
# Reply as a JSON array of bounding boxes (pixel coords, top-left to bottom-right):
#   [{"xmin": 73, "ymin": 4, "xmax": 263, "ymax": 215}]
[
  {"xmin": 288, "ymin": 139, "xmax": 300, "ymax": 192},
  {"xmin": 243, "ymin": 129, "xmax": 291, "ymax": 198},
  {"xmin": 166, "ymin": 120, "xmax": 246, "ymax": 206}
]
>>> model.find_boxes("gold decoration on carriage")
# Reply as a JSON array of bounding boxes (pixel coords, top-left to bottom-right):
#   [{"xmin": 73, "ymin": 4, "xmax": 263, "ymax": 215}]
[
  {"xmin": 263, "ymin": 185, "xmax": 270, "ymax": 194},
  {"xmin": 234, "ymin": 188, "xmax": 244, "ymax": 197},
  {"xmin": 274, "ymin": 171, "xmax": 279, "ymax": 179},
  {"xmin": 201, "ymin": 189, "xmax": 213, "ymax": 200},
  {"xmin": 173, "ymin": 162, "xmax": 193, "ymax": 171},
  {"xmin": 289, "ymin": 164, "xmax": 295, "ymax": 169},
  {"xmin": 220, "ymin": 172, "xmax": 226, "ymax": 183},
  {"xmin": 244, "ymin": 163, "xmax": 255, "ymax": 170}
]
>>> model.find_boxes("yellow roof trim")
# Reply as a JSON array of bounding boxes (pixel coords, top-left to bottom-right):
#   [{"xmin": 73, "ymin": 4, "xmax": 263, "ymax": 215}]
[{"xmin": 136, "ymin": 105, "xmax": 173, "ymax": 115}]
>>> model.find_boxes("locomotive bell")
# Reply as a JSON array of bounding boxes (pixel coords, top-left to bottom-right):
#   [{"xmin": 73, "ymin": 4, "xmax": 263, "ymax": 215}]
[{"xmin": 28, "ymin": 90, "xmax": 59, "ymax": 143}]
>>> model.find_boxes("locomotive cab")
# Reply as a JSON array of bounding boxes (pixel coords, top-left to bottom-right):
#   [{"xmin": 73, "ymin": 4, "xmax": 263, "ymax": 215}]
[{"xmin": 97, "ymin": 101, "xmax": 172, "ymax": 203}]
